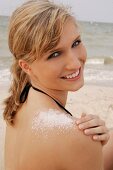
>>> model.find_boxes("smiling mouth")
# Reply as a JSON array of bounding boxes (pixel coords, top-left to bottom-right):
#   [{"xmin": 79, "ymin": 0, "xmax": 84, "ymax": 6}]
[{"xmin": 61, "ymin": 68, "xmax": 81, "ymax": 80}]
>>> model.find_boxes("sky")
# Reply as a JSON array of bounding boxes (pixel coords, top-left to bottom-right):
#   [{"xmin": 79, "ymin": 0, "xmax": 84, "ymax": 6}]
[{"xmin": 0, "ymin": 0, "xmax": 113, "ymax": 23}]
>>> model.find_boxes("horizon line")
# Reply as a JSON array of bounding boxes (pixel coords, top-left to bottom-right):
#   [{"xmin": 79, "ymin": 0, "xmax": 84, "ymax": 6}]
[{"xmin": 0, "ymin": 15, "xmax": 113, "ymax": 24}]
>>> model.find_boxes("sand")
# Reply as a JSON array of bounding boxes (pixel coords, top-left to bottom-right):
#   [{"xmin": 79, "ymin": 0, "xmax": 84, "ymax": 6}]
[
  {"xmin": 66, "ymin": 85, "xmax": 113, "ymax": 128},
  {"xmin": 0, "ymin": 84, "xmax": 113, "ymax": 170}
]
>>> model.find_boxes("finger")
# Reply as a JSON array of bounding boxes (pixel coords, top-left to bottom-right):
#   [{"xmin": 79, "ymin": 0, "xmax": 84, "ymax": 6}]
[
  {"xmin": 84, "ymin": 126, "xmax": 108, "ymax": 135},
  {"xmin": 76, "ymin": 114, "xmax": 97, "ymax": 124},
  {"xmin": 78, "ymin": 118, "xmax": 103, "ymax": 130},
  {"xmin": 93, "ymin": 134, "xmax": 110, "ymax": 145}
]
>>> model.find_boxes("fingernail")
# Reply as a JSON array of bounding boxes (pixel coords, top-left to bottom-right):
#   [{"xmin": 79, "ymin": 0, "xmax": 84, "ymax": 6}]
[
  {"xmin": 84, "ymin": 129, "xmax": 89, "ymax": 134},
  {"xmin": 78, "ymin": 124, "xmax": 83, "ymax": 129},
  {"xmin": 93, "ymin": 136, "xmax": 98, "ymax": 140}
]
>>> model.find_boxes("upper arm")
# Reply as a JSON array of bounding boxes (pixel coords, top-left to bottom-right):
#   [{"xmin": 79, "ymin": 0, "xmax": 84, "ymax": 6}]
[
  {"xmin": 57, "ymin": 127, "xmax": 104, "ymax": 170},
  {"xmin": 103, "ymin": 130, "xmax": 113, "ymax": 170}
]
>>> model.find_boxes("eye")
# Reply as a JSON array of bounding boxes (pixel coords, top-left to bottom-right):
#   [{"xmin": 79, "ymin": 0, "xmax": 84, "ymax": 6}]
[
  {"xmin": 72, "ymin": 39, "xmax": 81, "ymax": 48},
  {"xmin": 47, "ymin": 51, "xmax": 61, "ymax": 60}
]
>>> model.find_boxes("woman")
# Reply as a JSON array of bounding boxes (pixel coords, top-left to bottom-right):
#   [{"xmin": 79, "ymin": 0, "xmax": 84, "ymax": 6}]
[{"xmin": 3, "ymin": 0, "xmax": 111, "ymax": 169}]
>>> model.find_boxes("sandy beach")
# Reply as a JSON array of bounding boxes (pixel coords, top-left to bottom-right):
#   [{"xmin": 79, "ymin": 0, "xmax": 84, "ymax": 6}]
[{"xmin": 0, "ymin": 84, "xmax": 113, "ymax": 170}]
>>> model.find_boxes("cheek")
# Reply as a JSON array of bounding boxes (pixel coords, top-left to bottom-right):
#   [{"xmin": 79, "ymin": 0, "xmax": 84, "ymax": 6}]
[
  {"xmin": 79, "ymin": 45, "xmax": 87, "ymax": 63},
  {"xmin": 40, "ymin": 63, "xmax": 62, "ymax": 79}
]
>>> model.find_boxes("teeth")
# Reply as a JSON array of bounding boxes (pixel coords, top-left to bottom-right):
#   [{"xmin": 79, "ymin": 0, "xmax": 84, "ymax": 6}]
[{"xmin": 65, "ymin": 70, "xmax": 80, "ymax": 79}]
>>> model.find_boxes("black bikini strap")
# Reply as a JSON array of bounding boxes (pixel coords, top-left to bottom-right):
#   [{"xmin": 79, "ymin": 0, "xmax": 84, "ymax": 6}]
[
  {"xmin": 31, "ymin": 85, "xmax": 72, "ymax": 116},
  {"xmin": 20, "ymin": 82, "xmax": 31, "ymax": 103},
  {"xmin": 19, "ymin": 83, "xmax": 72, "ymax": 116}
]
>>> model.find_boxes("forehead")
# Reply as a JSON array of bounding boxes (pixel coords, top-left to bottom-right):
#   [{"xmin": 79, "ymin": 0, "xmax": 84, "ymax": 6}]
[{"xmin": 56, "ymin": 19, "xmax": 80, "ymax": 49}]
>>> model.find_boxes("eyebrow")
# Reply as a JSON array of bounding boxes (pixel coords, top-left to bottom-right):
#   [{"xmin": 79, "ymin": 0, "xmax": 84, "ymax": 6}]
[
  {"xmin": 72, "ymin": 35, "xmax": 81, "ymax": 44},
  {"xmin": 49, "ymin": 35, "xmax": 81, "ymax": 53}
]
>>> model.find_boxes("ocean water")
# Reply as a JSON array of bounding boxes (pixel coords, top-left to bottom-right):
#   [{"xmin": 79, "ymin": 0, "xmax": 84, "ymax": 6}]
[{"xmin": 0, "ymin": 16, "xmax": 113, "ymax": 87}]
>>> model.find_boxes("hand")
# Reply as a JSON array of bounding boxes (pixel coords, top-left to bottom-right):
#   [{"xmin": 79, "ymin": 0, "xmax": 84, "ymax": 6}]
[{"xmin": 76, "ymin": 113, "xmax": 110, "ymax": 145}]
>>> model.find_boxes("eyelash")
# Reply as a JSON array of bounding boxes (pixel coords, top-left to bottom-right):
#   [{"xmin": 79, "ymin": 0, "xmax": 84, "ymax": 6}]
[
  {"xmin": 48, "ymin": 39, "xmax": 81, "ymax": 59},
  {"xmin": 72, "ymin": 39, "xmax": 81, "ymax": 48},
  {"xmin": 47, "ymin": 51, "xmax": 61, "ymax": 60}
]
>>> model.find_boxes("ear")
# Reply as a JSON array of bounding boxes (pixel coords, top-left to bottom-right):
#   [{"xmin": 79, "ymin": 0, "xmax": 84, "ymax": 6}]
[{"xmin": 18, "ymin": 59, "xmax": 31, "ymax": 75}]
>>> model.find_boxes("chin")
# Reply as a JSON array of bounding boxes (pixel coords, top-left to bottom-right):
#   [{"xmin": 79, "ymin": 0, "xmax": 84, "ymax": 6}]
[{"xmin": 69, "ymin": 80, "xmax": 84, "ymax": 92}]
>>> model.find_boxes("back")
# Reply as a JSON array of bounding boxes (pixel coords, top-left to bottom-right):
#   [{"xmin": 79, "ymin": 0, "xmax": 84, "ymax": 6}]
[{"xmin": 5, "ymin": 108, "xmax": 103, "ymax": 170}]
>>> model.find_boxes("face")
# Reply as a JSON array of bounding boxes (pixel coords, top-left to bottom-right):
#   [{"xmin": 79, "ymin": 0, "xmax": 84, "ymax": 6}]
[{"xmin": 29, "ymin": 19, "xmax": 87, "ymax": 92}]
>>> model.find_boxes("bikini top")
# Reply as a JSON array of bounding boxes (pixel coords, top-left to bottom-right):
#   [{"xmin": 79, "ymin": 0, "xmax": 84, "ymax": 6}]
[{"xmin": 20, "ymin": 82, "xmax": 72, "ymax": 116}]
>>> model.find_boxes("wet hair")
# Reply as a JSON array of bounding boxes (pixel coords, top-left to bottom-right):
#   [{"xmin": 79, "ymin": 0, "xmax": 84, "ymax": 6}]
[{"xmin": 3, "ymin": 0, "xmax": 76, "ymax": 125}]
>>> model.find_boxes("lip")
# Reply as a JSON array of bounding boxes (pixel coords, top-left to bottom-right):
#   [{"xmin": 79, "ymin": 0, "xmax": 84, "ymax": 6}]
[{"xmin": 61, "ymin": 67, "xmax": 81, "ymax": 81}]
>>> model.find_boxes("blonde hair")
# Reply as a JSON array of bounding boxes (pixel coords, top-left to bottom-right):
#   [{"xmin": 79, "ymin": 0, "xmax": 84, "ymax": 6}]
[{"xmin": 3, "ymin": 0, "xmax": 75, "ymax": 125}]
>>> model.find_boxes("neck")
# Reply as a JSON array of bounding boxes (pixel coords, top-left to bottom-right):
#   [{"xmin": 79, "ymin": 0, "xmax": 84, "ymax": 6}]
[{"xmin": 31, "ymin": 83, "xmax": 68, "ymax": 107}]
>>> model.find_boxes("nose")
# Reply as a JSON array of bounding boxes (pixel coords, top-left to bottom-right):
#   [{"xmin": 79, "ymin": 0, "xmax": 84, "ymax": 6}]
[{"xmin": 65, "ymin": 50, "xmax": 81, "ymax": 70}]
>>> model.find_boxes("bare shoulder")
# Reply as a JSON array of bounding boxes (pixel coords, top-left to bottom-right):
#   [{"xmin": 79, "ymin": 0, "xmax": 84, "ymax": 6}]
[
  {"xmin": 31, "ymin": 109, "xmax": 75, "ymax": 134},
  {"xmin": 59, "ymin": 124, "xmax": 104, "ymax": 170},
  {"xmin": 22, "ymin": 109, "xmax": 104, "ymax": 170}
]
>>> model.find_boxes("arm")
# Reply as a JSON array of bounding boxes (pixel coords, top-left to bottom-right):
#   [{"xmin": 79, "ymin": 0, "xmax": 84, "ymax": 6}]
[{"xmin": 103, "ymin": 129, "xmax": 113, "ymax": 170}]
